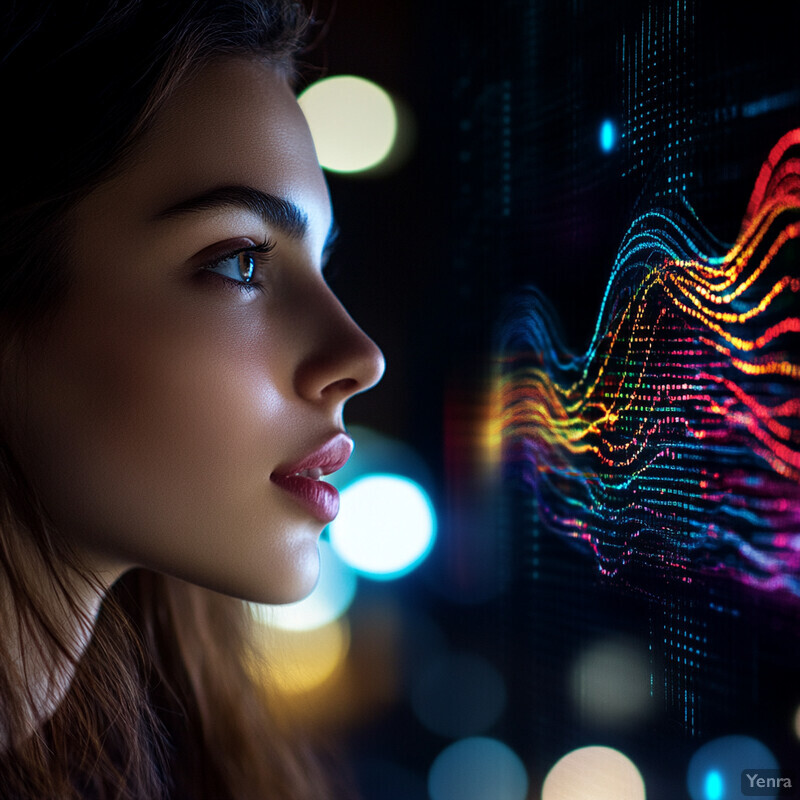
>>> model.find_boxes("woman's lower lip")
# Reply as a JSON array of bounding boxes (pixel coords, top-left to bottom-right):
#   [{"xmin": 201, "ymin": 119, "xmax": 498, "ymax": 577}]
[{"xmin": 271, "ymin": 474, "xmax": 340, "ymax": 523}]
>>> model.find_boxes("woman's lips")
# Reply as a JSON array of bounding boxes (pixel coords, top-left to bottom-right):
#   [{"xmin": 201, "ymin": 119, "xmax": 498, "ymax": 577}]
[{"xmin": 270, "ymin": 433, "xmax": 353, "ymax": 523}]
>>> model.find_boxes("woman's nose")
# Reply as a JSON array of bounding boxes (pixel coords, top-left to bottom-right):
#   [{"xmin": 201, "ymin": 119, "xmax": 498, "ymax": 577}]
[{"xmin": 292, "ymin": 282, "xmax": 385, "ymax": 406}]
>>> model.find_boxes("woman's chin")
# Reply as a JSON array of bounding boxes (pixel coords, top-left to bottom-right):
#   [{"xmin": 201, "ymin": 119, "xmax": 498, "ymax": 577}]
[{"xmin": 195, "ymin": 540, "xmax": 322, "ymax": 607}]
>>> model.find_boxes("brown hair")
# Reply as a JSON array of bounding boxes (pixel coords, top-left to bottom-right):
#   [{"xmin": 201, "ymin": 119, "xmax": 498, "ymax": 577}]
[{"xmin": 0, "ymin": 2, "xmax": 348, "ymax": 797}]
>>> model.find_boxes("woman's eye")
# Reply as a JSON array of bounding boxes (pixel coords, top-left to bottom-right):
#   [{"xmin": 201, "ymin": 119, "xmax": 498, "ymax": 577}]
[
  {"xmin": 206, "ymin": 251, "xmax": 257, "ymax": 284},
  {"xmin": 201, "ymin": 240, "xmax": 276, "ymax": 287}
]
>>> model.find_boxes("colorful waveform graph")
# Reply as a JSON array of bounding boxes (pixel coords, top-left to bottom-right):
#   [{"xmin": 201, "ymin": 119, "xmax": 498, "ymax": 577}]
[{"xmin": 498, "ymin": 129, "xmax": 800, "ymax": 599}]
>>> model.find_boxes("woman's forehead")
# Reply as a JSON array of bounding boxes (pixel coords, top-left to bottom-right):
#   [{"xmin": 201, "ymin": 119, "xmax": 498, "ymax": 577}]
[{"xmin": 89, "ymin": 57, "xmax": 332, "ymax": 248}]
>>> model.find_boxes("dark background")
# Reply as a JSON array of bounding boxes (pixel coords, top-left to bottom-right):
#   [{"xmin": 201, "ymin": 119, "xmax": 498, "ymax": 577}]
[{"xmin": 299, "ymin": 2, "xmax": 800, "ymax": 798}]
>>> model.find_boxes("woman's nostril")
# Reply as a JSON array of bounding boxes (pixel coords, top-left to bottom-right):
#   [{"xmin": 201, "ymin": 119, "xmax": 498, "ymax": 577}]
[{"xmin": 323, "ymin": 377, "xmax": 359, "ymax": 400}]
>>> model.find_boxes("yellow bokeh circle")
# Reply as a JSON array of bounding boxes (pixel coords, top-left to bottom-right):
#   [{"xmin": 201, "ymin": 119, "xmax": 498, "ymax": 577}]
[
  {"xmin": 298, "ymin": 75, "xmax": 398, "ymax": 174},
  {"xmin": 247, "ymin": 614, "xmax": 350, "ymax": 695}
]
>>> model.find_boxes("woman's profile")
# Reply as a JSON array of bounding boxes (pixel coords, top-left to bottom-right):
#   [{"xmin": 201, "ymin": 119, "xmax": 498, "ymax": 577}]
[{"xmin": 0, "ymin": 1, "xmax": 384, "ymax": 797}]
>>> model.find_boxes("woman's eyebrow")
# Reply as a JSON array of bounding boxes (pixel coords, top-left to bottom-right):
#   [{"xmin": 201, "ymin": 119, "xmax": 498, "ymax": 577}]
[
  {"xmin": 154, "ymin": 184, "xmax": 340, "ymax": 265},
  {"xmin": 153, "ymin": 184, "xmax": 312, "ymax": 239}
]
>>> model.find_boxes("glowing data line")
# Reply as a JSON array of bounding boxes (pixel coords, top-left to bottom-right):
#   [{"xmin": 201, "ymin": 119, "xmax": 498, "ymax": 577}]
[{"xmin": 499, "ymin": 129, "xmax": 800, "ymax": 598}]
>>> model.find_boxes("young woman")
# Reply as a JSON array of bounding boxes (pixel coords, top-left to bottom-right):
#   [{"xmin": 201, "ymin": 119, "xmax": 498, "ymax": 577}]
[{"xmin": 0, "ymin": 1, "xmax": 384, "ymax": 797}]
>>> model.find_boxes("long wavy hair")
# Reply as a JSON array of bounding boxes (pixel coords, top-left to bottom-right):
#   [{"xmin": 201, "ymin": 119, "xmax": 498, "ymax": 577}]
[{"xmin": 0, "ymin": 2, "xmax": 348, "ymax": 797}]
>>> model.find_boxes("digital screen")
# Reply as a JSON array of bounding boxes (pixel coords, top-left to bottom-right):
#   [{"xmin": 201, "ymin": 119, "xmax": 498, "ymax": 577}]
[{"xmin": 485, "ymin": 1, "xmax": 800, "ymax": 797}]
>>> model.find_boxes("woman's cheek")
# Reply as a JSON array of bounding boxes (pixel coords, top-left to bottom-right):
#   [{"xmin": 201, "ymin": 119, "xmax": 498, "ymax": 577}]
[{"xmin": 14, "ymin": 289, "xmax": 284, "ymax": 560}]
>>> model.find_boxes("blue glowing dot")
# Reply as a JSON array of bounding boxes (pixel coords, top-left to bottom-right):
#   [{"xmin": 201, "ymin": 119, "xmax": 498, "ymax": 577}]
[
  {"xmin": 330, "ymin": 473, "xmax": 436, "ymax": 579},
  {"xmin": 600, "ymin": 119, "xmax": 616, "ymax": 152},
  {"xmin": 428, "ymin": 738, "xmax": 528, "ymax": 800},
  {"xmin": 687, "ymin": 736, "xmax": 779, "ymax": 800},
  {"xmin": 704, "ymin": 770, "xmax": 724, "ymax": 800}
]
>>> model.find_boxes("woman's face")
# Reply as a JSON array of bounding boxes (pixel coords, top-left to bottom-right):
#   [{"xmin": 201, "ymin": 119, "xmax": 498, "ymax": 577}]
[{"xmin": 7, "ymin": 58, "xmax": 384, "ymax": 603}]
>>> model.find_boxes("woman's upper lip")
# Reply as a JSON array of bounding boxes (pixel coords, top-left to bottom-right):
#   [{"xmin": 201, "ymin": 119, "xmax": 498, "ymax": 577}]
[{"xmin": 271, "ymin": 432, "xmax": 354, "ymax": 479}]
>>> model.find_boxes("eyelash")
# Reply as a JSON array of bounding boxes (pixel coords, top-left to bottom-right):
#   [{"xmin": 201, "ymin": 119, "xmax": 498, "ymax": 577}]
[{"xmin": 200, "ymin": 239, "xmax": 277, "ymax": 294}]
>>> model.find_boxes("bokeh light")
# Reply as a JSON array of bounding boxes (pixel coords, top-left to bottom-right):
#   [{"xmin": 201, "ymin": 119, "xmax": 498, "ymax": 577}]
[
  {"xmin": 542, "ymin": 746, "xmax": 646, "ymax": 800},
  {"xmin": 569, "ymin": 636, "xmax": 652, "ymax": 727},
  {"xmin": 247, "ymin": 616, "xmax": 349, "ymax": 695},
  {"xmin": 410, "ymin": 651, "xmax": 506, "ymax": 738},
  {"xmin": 249, "ymin": 540, "xmax": 356, "ymax": 631},
  {"xmin": 704, "ymin": 770, "xmax": 724, "ymax": 800},
  {"xmin": 687, "ymin": 735, "xmax": 779, "ymax": 800},
  {"xmin": 600, "ymin": 118, "xmax": 616, "ymax": 152},
  {"xmin": 330, "ymin": 473, "xmax": 436, "ymax": 579},
  {"xmin": 794, "ymin": 704, "xmax": 800, "ymax": 740},
  {"xmin": 428, "ymin": 738, "xmax": 528, "ymax": 800},
  {"xmin": 298, "ymin": 75, "xmax": 398, "ymax": 174}
]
